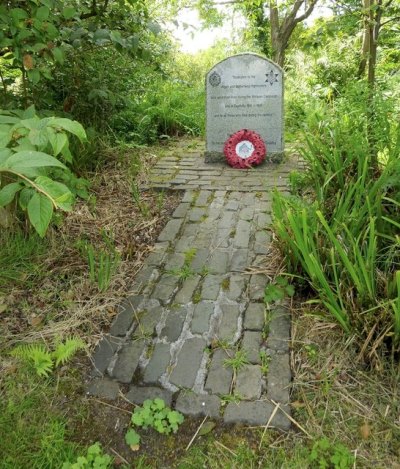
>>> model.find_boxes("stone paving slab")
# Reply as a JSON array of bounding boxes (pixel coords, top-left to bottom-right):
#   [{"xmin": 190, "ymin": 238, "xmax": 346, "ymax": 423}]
[{"xmin": 87, "ymin": 144, "xmax": 301, "ymax": 429}]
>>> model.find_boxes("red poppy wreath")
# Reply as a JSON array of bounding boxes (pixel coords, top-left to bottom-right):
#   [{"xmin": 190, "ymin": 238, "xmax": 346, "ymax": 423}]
[{"xmin": 223, "ymin": 129, "xmax": 266, "ymax": 169}]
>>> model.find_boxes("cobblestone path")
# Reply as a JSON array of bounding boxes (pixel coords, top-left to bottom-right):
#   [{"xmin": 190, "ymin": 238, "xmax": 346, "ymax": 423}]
[{"xmin": 88, "ymin": 144, "xmax": 302, "ymax": 430}]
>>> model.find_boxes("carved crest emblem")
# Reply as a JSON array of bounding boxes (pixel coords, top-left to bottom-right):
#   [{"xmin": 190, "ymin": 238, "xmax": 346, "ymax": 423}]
[{"xmin": 209, "ymin": 71, "xmax": 221, "ymax": 87}]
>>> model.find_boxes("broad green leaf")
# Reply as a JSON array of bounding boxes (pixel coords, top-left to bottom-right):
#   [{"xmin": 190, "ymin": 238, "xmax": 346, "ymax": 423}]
[
  {"xmin": 28, "ymin": 128, "xmax": 48, "ymax": 147},
  {"xmin": 93, "ymin": 29, "xmax": 110, "ymax": 41},
  {"xmin": 22, "ymin": 105, "xmax": 36, "ymax": 119},
  {"xmin": 34, "ymin": 176, "xmax": 74, "ymax": 211},
  {"xmin": 27, "ymin": 69, "xmax": 40, "ymax": 85},
  {"xmin": 63, "ymin": 7, "xmax": 76, "ymax": 19},
  {"xmin": 110, "ymin": 31, "xmax": 124, "ymax": 46},
  {"xmin": 4, "ymin": 151, "xmax": 66, "ymax": 171},
  {"xmin": 52, "ymin": 47, "xmax": 64, "ymax": 64},
  {"xmin": 0, "ymin": 182, "xmax": 23, "ymax": 207},
  {"xmin": 13, "ymin": 137, "xmax": 37, "ymax": 153},
  {"xmin": 27, "ymin": 192, "xmax": 53, "ymax": 237},
  {"xmin": 0, "ymin": 130, "xmax": 11, "ymax": 148},
  {"xmin": 125, "ymin": 429, "xmax": 140, "ymax": 449},
  {"xmin": 51, "ymin": 118, "xmax": 86, "ymax": 142},
  {"xmin": 0, "ymin": 116, "xmax": 19, "ymax": 124},
  {"xmin": 36, "ymin": 6, "xmax": 49, "ymax": 21},
  {"xmin": 0, "ymin": 149, "xmax": 12, "ymax": 166},
  {"xmin": 10, "ymin": 8, "xmax": 28, "ymax": 21},
  {"xmin": 48, "ymin": 129, "xmax": 68, "ymax": 156},
  {"xmin": 19, "ymin": 187, "xmax": 34, "ymax": 210}
]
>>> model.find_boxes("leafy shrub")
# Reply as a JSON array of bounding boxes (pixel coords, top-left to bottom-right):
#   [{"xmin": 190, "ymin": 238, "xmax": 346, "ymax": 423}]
[
  {"xmin": 0, "ymin": 106, "xmax": 87, "ymax": 236},
  {"xmin": 62, "ymin": 442, "xmax": 112, "ymax": 469},
  {"xmin": 125, "ymin": 399, "xmax": 184, "ymax": 451},
  {"xmin": 309, "ymin": 437, "xmax": 354, "ymax": 469}
]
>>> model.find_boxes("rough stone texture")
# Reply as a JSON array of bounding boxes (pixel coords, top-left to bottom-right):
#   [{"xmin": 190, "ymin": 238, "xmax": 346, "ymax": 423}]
[
  {"xmin": 244, "ymin": 303, "xmax": 265, "ymax": 331},
  {"xmin": 230, "ymin": 249, "xmax": 249, "ymax": 272},
  {"xmin": 201, "ymin": 275, "xmax": 221, "ymax": 300},
  {"xmin": 175, "ymin": 275, "xmax": 201, "ymax": 304},
  {"xmin": 143, "ymin": 343, "xmax": 171, "ymax": 384},
  {"xmin": 249, "ymin": 274, "xmax": 267, "ymax": 300},
  {"xmin": 209, "ymin": 250, "xmax": 229, "ymax": 274},
  {"xmin": 191, "ymin": 301, "xmax": 214, "ymax": 334},
  {"xmin": 111, "ymin": 340, "xmax": 146, "ymax": 383},
  {"xmin": 169, "ymin": 338, "xmax": 207, "ymax": 389},
  {"xmin": 224, "ymin": 401, "xmax": 291, "ymax": 430},
  {"xmin": 225, "ymin": 274, "xmax": 246, "ymax": 301},
  {"xmin": 126, "ymin": 386, "xmax": 173, "ymax": 407},
  {"xmin": 266, "ymin": 352, "xmax": 291, "ymax": 404},
  {"xmin": 175, "ymin": 393, "xmax": 221, "ymax": 418},
  {"xmin": 242, "ymin": 331, "xmax": 262, "ymax": 364},
  {"xmin": 204, "ymin": 349, "xmax": 233, "ymax": 395},
  {"xmin": 151, "ymin": 274, "xmax": 179, "ymax": 303},
  {"xmin": 234, "ymin": 220, "xmax": 251, "ymax": 249},
  {"xmin": 158, "ymin": 218, "xmax": 183, "ymax": 242},
  {"xmin": 235, "ymin": 365, "xmax": 262, "ymax": 400},
  {"xmin": 160, "ymin": 307, "xmax": 187, "ymax": 342},
  {"xmin": 87, "ymin": 141, "xmax": 302, "ymax": 424},
  {"xmin": 91, "ymin": 335, "xmax": 122, "ymax": 375},
  {"xmin": 266, "ymin": 306, "xmax": 291, "ymax": 352},
  {"xmin": 190, "ymin": 248, "xmax": 210, "ymax": 273},
  {"xmin": 173, "ymin": 202, "xmax": 190, "ymax": 218},
  {"xmin": 87, "ymin": 378, "xmax": 119, "ymax": 399},
  {"xmin": 137, "ymin": 301, "xmax": 164, "ymax": 336},
  {"xmin": 218, "ymin": 303, "xmax": 240, "ymax": 343},
  {"xmin": 110, "ymin": 295, "xmax": 143, "ymax": 337}
]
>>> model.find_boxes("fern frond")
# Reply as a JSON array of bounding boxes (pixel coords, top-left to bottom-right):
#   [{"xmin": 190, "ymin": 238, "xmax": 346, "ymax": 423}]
[
  {"xmin": 52, "ymin": 337, "xmax": 85, "ymax": 366},
  {"xmin": 10, "ymin": 344, "xmax": 53, "ymax": 377}
]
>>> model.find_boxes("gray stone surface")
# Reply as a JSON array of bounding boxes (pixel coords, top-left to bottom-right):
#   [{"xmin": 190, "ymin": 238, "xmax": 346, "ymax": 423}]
[
  {"xmin": 191, "ymin": 301, "xmax": 214, "ymax": 334},
  {"xmin": 254, "ymin": 231, "xmax": 271, "ymax": 255},
  {"xmin": 206, "ymin": 54, "xmax": 284, "ymax": 159},
  {"xmin": 111, "ymin": 340, "xmax": 146, "ymax": 383},
  {"xmin": 136, "ymin": 300, "xmax": 164, "ymax": 336},
  {"xmin": 244, "ymin": 303, "xmax": 265, "ymax": 331},
  {"xmin": 92, "ymin": 335, "xmax": 122, "ymax": 375},
  {"xmin": 201, "ymin": 275, "xmax": 221, "ymax": 300},
  {"xmin": 266, "ymin": 352, "xmax": 291, "ymax": 403},
  {"xmin": 175, "ymin": 393, "xmax": 220, "ymax": 418},
  {"xmin": 266, "ymin": 306, "xmax": 291, "ymax": 352},
  {"xmin": 223, "ymin": 401, "xmax": 290, "ymax": 430},
  {"xmin": 110, "ymin": 296, "xmax": 143, "ymax": 337},
  {"xmin": 158, "ymin": 218, "xmax": 183, "ymax": 242},
  {"xmin": 88, "ymin": 138, "xmax": 301, "ymax": 423},
  {"xmin": 169, "ymin": 338, "xmax": 206, "ymax": 389},
  {"xmin": 234, "ymin": 220, "xmax": 251, "ymax": 249},
  {"xmin": 172, "ymin": 202, "xmax": 190, "ymax": 218},
  {"xmin": 143, "ymin": 343, "xmax": 171, "ymax": 384},
  {"xmin": 218, "ymin": 303, "xmax": 240, "ymax": 342},
  {"xmin": 151, "ymin": 274, "xmax": 178, "ymax": 302},
  {"xmin": 230, "ymin": 249, "xmax": 249, "ymax": 271},
  {"xmin": 225, "ymin": 274, "xmax": 246, "ymax": 301},
  {"xmin": 249, "ymin": 274, "xmax": 267, "ymax": 300},
  {"xmin": 235, "ymin": 365, "xmax": 262, "ymax": 400},
  {"xmin": 209, "ymin": 250, "xmax": 229, "ymax": 274},
  {"xmin": 175, "ymin": 275, "xmax": 201, "ymax": 304},
  {"xmin": 87, "ymin": 378, "xmax": 119, "ymax": 399},
  {"xmin": 190, "ymin": 248, "xmax": 210, "ymax": 272},
  {"xmin": 126, "ymin": 385, "xmax": 173, "ymax": 407},
  {"xmin": 204, "ymin": 349, "xmax": 233, "ymax": 395},
  {"xmin": 160, "ymin": 307, "xmax": 187, "ymax": 342},
  {"xmin": 242, "ymin": 331, "xmax": 262, "ymax": 364}
]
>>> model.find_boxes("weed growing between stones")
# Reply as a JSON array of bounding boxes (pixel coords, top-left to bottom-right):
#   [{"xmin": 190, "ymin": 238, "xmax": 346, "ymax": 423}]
[
  {"xmin": 125, "ymin": 399, "xmax": 184, "ymax": 451},
  {"xmin": 223, "ymin": 349, "xmax": 249, "ymax": 373}
]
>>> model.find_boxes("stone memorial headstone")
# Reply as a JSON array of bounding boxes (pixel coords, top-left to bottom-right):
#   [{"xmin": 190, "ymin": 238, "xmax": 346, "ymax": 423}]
[{"xmin": 205, "ymin": 53, "xmax": 284, "ymax": 163}]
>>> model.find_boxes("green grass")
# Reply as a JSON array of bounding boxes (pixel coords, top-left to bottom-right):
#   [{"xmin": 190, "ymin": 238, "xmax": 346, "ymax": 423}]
[
  {"xmin": 0, "ymin": 371, "xmax": 82, "ymax": 469},
  {"xmin": 0, "ymin": 231, "xmax": 48, "ymax": 292}
]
